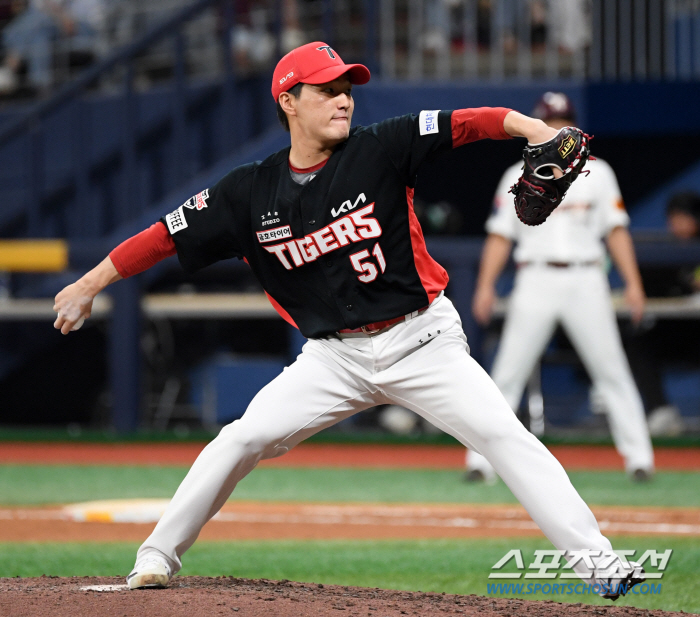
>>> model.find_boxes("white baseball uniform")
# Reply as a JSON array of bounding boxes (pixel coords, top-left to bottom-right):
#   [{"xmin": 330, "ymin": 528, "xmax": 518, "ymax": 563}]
[
  {"xmin": 467, "ymin": 158, "xmax": 654, "ymax": 478},
  {"xmin": 138, "ymin": 294, "xmax": 620, "ymax": 583}
]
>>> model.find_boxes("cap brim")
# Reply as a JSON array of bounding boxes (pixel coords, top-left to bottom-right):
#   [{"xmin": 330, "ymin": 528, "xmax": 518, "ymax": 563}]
[{"xmin": 302, "ymin": 63, "xmax": 371, "ymax": 86}]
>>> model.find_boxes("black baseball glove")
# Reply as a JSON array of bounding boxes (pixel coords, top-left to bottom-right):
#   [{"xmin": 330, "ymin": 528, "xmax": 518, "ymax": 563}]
[{"xmin": 510, "ymin": 127, "xmax": 592, "ymax": 226}]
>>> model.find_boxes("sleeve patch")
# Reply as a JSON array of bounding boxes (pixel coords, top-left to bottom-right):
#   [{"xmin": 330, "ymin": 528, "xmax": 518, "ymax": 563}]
[
  {"xmin": 183, "ymin": 188, "xmax": 210, "ymax": 210},
  {"xmin": 165, "ymin": 206, "xmax": 189, "ymax": 234},
  {"xmin": 419, "ymin": 110, "xmax": 441, "ymax": 136}
]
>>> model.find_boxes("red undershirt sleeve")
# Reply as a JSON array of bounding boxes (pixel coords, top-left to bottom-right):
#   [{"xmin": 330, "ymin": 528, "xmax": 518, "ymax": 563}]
[
  {"xmin": 451, "ymin": 107, "xmax": 513, "ymax": 147},
  {"xmin": 109, "ymin": 221, "xmax": 177, "ymax": 278}
]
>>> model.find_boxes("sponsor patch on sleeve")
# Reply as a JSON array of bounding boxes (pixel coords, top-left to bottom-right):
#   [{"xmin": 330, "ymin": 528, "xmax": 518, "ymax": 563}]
[
  {"xmin": 419, "ymin": 110, "xmax": 441, "ymax": 136},
  {"xmin": 182, "ymin": 188, "xmax": 210, "ymax": 210},
  {"xmin": 165, "ymin": 206, "xmax": 188, "ymax": 234},
  {"xmin": 256, "ymin": 225, "xmax": 292, "ymax": 244}
]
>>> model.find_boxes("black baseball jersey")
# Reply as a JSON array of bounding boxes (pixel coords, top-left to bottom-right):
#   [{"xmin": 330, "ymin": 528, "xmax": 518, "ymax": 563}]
[{"xmin": 162, "ymin": 111, "xmax": 456, "ymax": 339}]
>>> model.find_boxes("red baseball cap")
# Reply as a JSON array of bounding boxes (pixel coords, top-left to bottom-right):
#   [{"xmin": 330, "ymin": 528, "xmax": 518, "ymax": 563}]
[{"xmin": 271, "ymin": 41, "xmax": 371, "ymax": 101}]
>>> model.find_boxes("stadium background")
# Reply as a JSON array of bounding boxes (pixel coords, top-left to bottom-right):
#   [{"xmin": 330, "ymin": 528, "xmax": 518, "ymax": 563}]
[{"xmin": 0, "ymin": 0, "xmax": 699, "ymax": 614}]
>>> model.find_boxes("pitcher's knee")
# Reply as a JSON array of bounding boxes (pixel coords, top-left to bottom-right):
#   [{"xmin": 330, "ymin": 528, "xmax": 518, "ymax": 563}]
[{"xmin": 217, "ymin": 420, "xmax": 285, "ymax": 459}]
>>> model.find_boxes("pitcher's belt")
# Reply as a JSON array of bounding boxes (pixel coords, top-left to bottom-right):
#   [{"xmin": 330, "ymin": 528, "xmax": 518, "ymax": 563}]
[{"xmin": 339, "ymin": 305, "xmax": 430, "ymax": 335}]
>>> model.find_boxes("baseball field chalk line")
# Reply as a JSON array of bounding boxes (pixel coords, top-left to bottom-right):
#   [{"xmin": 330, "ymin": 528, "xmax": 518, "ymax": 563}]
[{"xmin": 1, "ymin": 500, "xmax": 699, "ymax": 535}]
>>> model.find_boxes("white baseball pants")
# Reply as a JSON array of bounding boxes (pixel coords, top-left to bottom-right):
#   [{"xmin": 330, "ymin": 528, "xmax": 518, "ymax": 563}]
[
  {"xmin": 136, "ymin": 294, "xmax": 618, "ymax": 581},
  {"xmin": 467, "ymin": 265, "xmax": 654, "ymax": 477}
]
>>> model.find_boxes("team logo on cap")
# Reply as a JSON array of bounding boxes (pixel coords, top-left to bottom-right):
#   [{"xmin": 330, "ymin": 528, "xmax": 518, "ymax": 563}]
[{"xmin": 316, "ymin": 45, "xmax": 336, "ymax": 59}]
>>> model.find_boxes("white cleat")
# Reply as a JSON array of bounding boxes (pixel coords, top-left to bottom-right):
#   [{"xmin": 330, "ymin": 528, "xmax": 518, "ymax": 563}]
[{"xmin": 127, "ymin": 557, "xmax": 172, "ymax": 590}]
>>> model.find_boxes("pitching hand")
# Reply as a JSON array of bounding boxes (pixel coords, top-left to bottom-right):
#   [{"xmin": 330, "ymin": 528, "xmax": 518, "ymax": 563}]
[
  {"xmin": 53, "ymin": 257, "xmax": 123, "ymax": 335},
  {"xmin": 53, "ymin": 281, "xmax": 94, "ymax": 334}
]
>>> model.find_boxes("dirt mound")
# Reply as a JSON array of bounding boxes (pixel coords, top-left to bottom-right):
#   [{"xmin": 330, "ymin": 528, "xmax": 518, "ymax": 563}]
[{"xmin": 0, "ymin": 576, "xmax": 678, "ymax": 617}]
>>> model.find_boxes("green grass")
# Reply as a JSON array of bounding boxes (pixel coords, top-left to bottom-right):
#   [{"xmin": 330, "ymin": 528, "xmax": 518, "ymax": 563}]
[
  {"xmin": 1, "ymin": 464, "xmax": 698, "ymax": 612},
  {"xmin": 0, "ymin": 537, "xmax": 697, "ymax": 613},
  {"xmin": 1, "ymin": 465, "xmax": 700, "ymax": 507}
]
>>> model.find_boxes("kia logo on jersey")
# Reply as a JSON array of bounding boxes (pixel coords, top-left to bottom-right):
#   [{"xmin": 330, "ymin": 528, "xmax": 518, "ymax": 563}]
[{"xmin": 332, "ymin": 193, "xmax": 366, "ymax": 218}]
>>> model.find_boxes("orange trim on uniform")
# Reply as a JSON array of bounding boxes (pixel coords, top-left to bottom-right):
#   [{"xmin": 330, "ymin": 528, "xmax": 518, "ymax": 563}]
[{"xmin": 406, "ymin": 187, "xmax": 449, "ymax": 303}]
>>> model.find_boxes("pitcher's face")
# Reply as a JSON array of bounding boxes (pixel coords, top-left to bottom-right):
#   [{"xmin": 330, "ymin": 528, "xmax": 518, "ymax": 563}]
[{"xmin": 293, "ymin": 76, "xmax": 354, "ymax": 146}]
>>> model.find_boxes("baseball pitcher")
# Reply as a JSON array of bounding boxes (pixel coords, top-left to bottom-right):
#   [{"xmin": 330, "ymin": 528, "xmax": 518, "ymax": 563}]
[{"xmin": 53, "ymin": 46, "xmax": 643, "ymax": 599}]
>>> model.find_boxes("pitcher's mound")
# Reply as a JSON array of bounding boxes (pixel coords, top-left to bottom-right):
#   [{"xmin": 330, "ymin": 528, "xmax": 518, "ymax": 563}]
[{"xmin": 0, "ymin": 576, "xmax": 677, "ymax": 617}]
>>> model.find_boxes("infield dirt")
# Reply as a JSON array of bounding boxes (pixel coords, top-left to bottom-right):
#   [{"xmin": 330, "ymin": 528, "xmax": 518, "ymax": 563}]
[
  {"xmin": 0, "ymin": 576, "xmax": 681, "ymax": 617},
  {"xmin": 1, "ymin": 502, "xmax": 698, "ymax": 541},
  {"xmin": 1, "ymin": 442, "xmax": 699, "ymax": 469}
]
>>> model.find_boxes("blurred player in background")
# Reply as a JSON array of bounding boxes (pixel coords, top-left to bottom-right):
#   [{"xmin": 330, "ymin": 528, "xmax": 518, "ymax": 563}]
[
  {"xmin": 466, "ymin": 92, "xmax": 655, "ymax": 484},
  {"xmin": 666, "ymin": 190, "xmax": 700, "ymax": 245},
  {"xmin": 665, "ymin": 191, "xmax": 700, "ymax": 297},
  {"xmin": 623, "ymin": 190, "xmax": 700, "ymax": 437}
]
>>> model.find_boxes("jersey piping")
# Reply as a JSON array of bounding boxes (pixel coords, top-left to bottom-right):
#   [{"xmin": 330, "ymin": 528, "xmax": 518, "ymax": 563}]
[
  {"xmin": 243, "ymin": 255, "xmax": 300, "ymax": 328},
  {"xmin": 406, "ymin": 187, "xmax": 449, "ymax": 302},
  {"xmin": 264, "ymin": 290, "xmax": 299, "ymax": 328}
]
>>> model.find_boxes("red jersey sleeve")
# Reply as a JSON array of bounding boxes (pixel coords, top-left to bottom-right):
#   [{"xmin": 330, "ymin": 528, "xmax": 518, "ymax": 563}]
[
  {"xmin": 109, "ymin": 221, "xmax": 177, "ymax": 278},
  {"xmin": 451, "ymin": 107, "xmax": 512, "ymax": 147}
]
